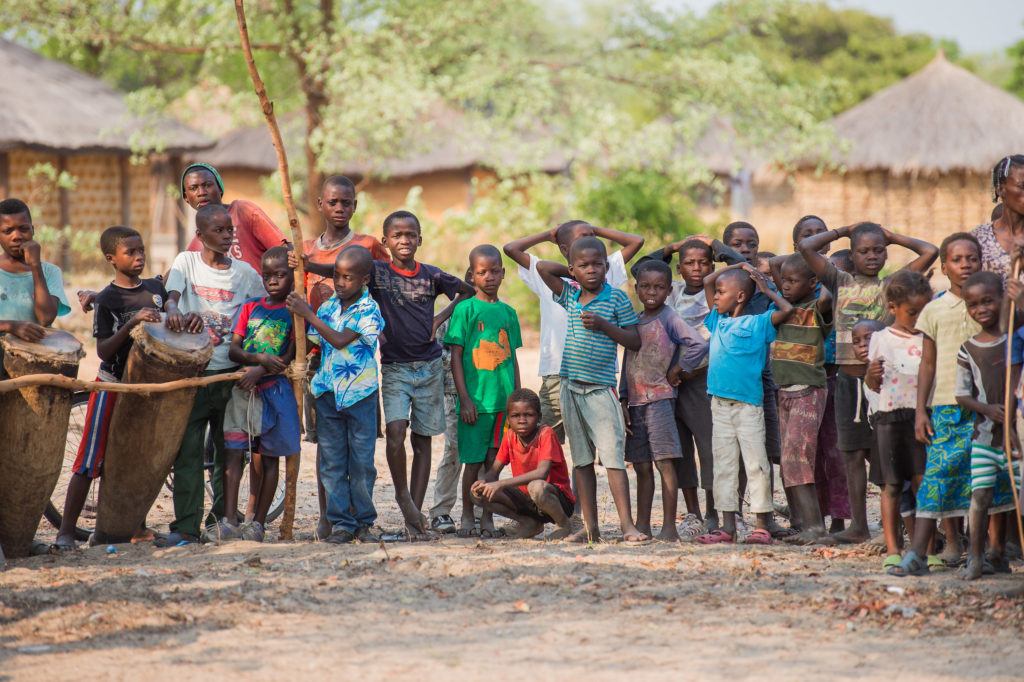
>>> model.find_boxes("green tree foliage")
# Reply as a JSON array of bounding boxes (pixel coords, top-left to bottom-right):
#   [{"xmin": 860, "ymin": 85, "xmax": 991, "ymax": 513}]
[
  {"xmin": 713, "ymin": 0, "xmax": 944, "ymax": 115},
  {"xmin": 1010, "ymin": 37, "xmax": 1024, "ymax": 99},
  {"xmin": 3, "ymin": 0, "xmax": 837, "ymax": 209},
  {"xmin": 578, "ymin": 170, "xmax": 705, "ymax": 245}
]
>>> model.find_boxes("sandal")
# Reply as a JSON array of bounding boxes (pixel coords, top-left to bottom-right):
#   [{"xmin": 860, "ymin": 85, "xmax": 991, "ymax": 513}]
[
  {"xmin": 882, "ymin": 554, "xmax": 901, "ymax": 570},
  {"xmin": 431, "ymin": 514, "xmax": 457, "ymax": 534},
  {"xmin": 887, "ymin": 550, "xmax": 929, "ymax": 577},
  {"xmin": 743, "ymin": 528, "xmax": 773, "ymax": 545},
  {"xmin": 479, "ymin": 528, "xmax": 506, "ymax": 539},
  {"xmin": 927, "ymin": 554, "xmax": 948, "ymax": 571},
  {"xmin": 696, "ymin": 529, "xmax": 734, "ymax": 544}
]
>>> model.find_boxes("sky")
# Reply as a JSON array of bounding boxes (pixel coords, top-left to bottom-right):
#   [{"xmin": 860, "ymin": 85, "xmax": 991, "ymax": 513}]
[{"xmin": 649, "ymin": 0, "xmax": 1024, "ymax": 53}]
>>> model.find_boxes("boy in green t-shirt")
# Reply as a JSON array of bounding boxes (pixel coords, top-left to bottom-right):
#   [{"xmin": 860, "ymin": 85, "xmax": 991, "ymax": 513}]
[{"xmin": 444, "ymin": 245, "xmax": 522, "ymax": 538}]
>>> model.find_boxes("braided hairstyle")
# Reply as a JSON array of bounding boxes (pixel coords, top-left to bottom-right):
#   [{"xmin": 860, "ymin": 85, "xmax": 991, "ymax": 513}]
[{"xmin": 991, "ymin": 155, "xmax": 1024, "ymax": 203}]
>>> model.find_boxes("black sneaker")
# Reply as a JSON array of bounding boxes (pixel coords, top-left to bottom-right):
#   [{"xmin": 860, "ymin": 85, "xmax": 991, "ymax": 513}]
[
  {"xmin": 324, "ymin": 529, "xmax": 356, "ymax": 544},
  {"xmin": 431, "ymin": 514, "xmax": 457, "ymax": 534}
]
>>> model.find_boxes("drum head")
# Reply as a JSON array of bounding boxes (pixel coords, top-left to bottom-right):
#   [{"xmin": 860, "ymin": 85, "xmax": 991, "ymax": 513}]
[
  {"xmin": 1, "ymin": 329, "xmax": 83, "ymax": 362},
  {"xmin": 138, "ymin": 319, "xmax": 212, "ymax": 354}
]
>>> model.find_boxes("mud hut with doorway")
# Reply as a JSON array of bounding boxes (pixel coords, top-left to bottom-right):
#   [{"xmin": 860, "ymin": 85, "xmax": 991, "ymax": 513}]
[{"xmin": 0, "ymin": 39, "xmax": 211, "ymax": 272}]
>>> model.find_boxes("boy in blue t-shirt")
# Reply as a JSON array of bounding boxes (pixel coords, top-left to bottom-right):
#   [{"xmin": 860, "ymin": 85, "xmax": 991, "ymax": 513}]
[
  {"xmin": 696, "ymin": 263, "xmax": 794, "ymax": 545},
  {"xmin": 536, "ymin": 236, "xmax": 646, "ymax": 543}
]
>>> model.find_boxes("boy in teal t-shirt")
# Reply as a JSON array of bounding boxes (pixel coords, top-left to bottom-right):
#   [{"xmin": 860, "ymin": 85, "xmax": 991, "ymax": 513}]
[
  {"xmin": 444, "ymin": 245, "xmax": 522, "ymax": 538},
  {"xmin": 0, "ymin": 199, "xmax": 70, "ymax": 340}
]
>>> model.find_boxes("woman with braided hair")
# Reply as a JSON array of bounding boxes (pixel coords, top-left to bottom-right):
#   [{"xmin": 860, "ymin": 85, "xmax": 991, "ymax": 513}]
[{"xmin": 971, "ymin": 155, "xmax": 1024, "ymax": 283}]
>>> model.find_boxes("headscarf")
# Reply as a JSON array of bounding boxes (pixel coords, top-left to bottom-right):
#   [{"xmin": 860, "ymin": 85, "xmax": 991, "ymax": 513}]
[{"xmin": 180, "ymin": 162, "xmax": 225, "ymax": 199}]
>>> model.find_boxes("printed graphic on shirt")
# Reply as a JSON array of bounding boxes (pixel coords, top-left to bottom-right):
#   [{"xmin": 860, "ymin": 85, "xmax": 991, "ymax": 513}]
[{"xmin": 473, "ymin": 328, "xmax": 512, "ymax": 371}]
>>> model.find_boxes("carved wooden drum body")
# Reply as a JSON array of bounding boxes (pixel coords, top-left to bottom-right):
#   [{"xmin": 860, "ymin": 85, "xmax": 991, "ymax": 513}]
[
  {"xmin": 0, "ymin": 331, "xmax": 83, "ymax": 557},
  {"xmin": 94, "ymin": 321, "xmax": 212, "ymax": 543}
]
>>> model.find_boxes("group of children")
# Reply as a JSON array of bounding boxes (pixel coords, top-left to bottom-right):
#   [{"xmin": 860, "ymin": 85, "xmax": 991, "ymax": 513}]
[{"xmin": 2, "ymin": 156, "xmax": 1023, "ymax": 581}]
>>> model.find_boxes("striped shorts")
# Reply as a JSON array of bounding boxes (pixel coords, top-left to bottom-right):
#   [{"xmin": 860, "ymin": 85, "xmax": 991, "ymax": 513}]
[
  {"xmin": 72, "ymin": 376, "xmax": 119, "ymax": 479},
  {"xmin": 970, "ymin": 443, "xmax": 1021, "ymax": 515}
]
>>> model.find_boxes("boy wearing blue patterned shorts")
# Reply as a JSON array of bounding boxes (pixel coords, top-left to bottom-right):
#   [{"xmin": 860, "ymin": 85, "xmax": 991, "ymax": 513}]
[{"xmin": 536, "ymin": 237, "xmax": 646, "ymax": 543}]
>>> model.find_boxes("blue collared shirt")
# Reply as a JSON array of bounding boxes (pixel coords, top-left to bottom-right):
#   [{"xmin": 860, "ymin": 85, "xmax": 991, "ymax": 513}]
[{"xmin": 309, "ymin": 288, "xmax": 385, "ymax": 410}]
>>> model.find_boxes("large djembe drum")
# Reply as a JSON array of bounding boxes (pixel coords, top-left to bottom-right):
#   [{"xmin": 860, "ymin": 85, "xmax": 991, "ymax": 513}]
[
  {"xmin": 94, "ymin": 320, "xmax": 212, "ymax": 543},
  {"xmin": 0, "ymin": 330, "xmax": 83, "ymax": 557}
]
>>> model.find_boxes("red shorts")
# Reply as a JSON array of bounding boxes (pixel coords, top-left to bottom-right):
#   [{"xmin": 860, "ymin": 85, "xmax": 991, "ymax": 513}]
[{"xmin": 72, "ymin": 378, "xmax": 118, "ymax": 479}]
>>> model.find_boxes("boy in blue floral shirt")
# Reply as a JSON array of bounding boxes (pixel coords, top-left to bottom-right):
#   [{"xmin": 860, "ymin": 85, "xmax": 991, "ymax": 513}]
[{"xmin": 287, "ymin": 246, "xmax": 385, "ymax": 544}]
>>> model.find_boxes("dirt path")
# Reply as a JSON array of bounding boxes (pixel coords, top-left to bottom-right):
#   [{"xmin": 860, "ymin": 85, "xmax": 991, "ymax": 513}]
[
  {"xmin": 4, "ymin": 430, "xmax": 1024, "ymax": 680},
  {"xmin": 4, "ymin": 330, "xmax": 1024, "ymax": 679}
]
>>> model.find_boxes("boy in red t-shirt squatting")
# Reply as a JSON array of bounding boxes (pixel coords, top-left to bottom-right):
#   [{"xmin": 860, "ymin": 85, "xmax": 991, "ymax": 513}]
[{"xmin": 471, "ymin": 388, "xmax": 575, "ymax": 540}]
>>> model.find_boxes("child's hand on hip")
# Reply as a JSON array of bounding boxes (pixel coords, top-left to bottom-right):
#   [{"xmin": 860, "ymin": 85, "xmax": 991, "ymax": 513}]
[{"xmin": 621, "ymin": 402, "xmax": 632, "ymax": 436}]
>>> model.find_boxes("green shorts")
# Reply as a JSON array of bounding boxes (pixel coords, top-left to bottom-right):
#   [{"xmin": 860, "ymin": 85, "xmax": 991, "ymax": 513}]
[{"xmin": 457, "ymin": 410, "xmax": 506, "ymax": 464}]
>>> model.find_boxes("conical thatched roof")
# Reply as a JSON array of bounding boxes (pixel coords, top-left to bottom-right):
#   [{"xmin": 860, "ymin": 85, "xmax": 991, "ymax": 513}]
[
  {"xmin": 0, "ymin": 39, "xmax": 210, "ymax": 154},
  {"xmin": 199, "ymin": 106, "xmax": 570, "ymax": 178},
  {"xmin": 829, "ymin": 52, "xmax": 1024, "ymax": 175}
]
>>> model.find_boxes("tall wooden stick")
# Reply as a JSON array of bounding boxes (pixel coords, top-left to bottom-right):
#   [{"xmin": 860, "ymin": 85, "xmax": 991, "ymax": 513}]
[
  {"xmin": 1002, "ymin": 257, "xmax": 1024, "ymax": 549},
  {"xmin": 0, "ymin": 371, "xmax": 244, "ymax": 395},
  {"xmin": 234, "ymin": 0, "xmax": 305, "ymax": 541}
]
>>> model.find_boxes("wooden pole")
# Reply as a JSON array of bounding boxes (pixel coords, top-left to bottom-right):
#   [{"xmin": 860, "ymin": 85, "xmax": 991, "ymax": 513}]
[
  {"xmin": 1002, "ymin": 257, "xmax": 1024, "ymax": 549},
  {"xmin": 0, "ymin": 371, "xmax": 244, "ymax": 395},
  {"xmin": 234, "ymin": 0, "xmax": 306, "ymax": 541}
]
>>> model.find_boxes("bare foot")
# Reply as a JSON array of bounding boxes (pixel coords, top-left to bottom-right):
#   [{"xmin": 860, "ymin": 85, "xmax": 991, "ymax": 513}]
[
  {"xmin": 961, "ymin": 556, "xmax": 983, "ymax": 581},
  {"xmin": 396, "ymin": 492, "xmax": 427, "ymax": 534},
  {"xmin": 405, "ymin": 521, "xmax": 433, "ymax": 542},
  {"xmin": 513, "ymin": 518, "xmax": 543, "ymax": 539},
  {"xmin": 655, "ymin": 526, "xmax": 681, "ymax": 542},
  {"xmin": 827, "ymin": 527, "xmax": 869, "ymax": 545},
  {"xmin": 622, "ymin": 529, "xmax": 650, "ymax": 544},
  {"xmin": 567, "ymin": 527, "xmax": 599, "ymax": 543},
  {"xmin": 547, "ymin": 524, "xmax": 573, "ymax": 541},
  {"xmin": 637, "ymin": 524, "xmax": 653, "ymax": 538},
  {"xmin": 52, "ymin": 534, "xmax": 77, "ymax": 552},
  {"xmin": 784, "ymin": 528, "xmax": 826, "ymax": 546}
]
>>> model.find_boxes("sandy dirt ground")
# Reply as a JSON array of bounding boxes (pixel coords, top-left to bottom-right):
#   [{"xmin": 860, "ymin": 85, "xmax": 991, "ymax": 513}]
[{"xmin": 2, "ymin": 302, "xmax": 1023, "ymax": 680}]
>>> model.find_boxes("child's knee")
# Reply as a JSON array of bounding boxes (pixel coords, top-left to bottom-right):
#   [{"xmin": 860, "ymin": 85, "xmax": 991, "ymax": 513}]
[
  {"xmin": 883, "ymin": 483, "xmax": 902, "ymax": 498},
  {"xmin": 971, "ymin": 487, "xmax": 994, "ymax": 506},
  {"xmin": 527, "ymin": 479, "xmax": 549, "ymax": 500}
]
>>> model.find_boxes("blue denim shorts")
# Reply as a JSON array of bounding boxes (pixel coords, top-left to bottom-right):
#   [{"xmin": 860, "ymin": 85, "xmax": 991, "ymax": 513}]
[{"xmin": 381, "ymin": 358, "xmax": 446, "ymax": 436}]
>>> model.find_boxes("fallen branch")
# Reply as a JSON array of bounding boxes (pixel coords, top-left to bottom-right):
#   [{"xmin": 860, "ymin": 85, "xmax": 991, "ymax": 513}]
[{"xmin": 0, "ymin": 371, "xmax": 245, "ymax": 395}]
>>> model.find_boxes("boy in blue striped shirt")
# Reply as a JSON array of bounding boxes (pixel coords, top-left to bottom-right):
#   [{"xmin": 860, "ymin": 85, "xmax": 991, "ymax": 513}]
[{"xmin": 537, "ymin": 237, "xmax": 646, "ymax": 543}]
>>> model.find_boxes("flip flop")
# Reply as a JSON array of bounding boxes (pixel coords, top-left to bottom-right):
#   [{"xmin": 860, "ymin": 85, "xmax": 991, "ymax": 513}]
[
  {"xmin": 743, "ymin": 528, "xmax": 773, "ymax": 545},
  {"xmin": 456, "ymin": 526, "xmax": 480, "ymax": 538},
  {"xmin": 927, "ymin": 554, "xmax": 949, "ymax": 571},
  {"xmin": 882, "ymin": 554, "xmax": 901, "ymax": 570},
  {"xmin": 696, "ymin": 529, "xmax": 734, "ymax": 544},
  {"xmin": 887, "ymin": 550, "xmax": 929, "ymax": 577}
]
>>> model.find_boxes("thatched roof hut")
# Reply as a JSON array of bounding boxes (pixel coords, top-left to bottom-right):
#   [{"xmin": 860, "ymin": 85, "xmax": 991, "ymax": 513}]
[
  {"xmin": 747, "ymin": 53, "xmax": 1024, "ymax": 252},
  {"xmin": 196, "ymin": 106, "xmax": 570, "ymax": 226},
  {"xmin": 0, "ymin": 39, "xmax": 211, "ymax": 270}
]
